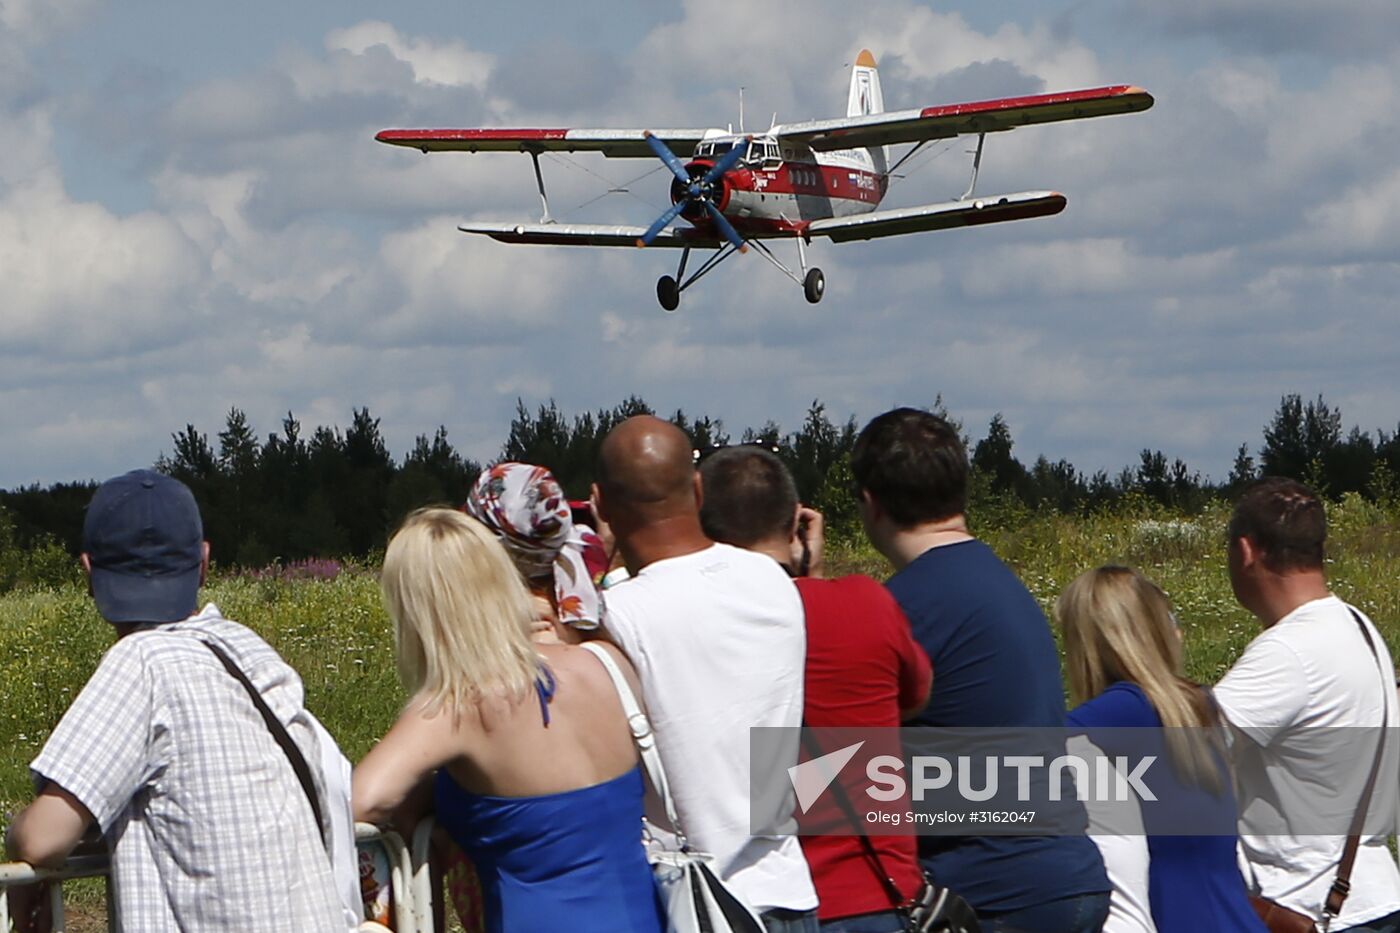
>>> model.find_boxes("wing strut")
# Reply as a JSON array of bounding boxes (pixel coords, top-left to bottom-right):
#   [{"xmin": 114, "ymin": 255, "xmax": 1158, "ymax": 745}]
[
  {"xmin": 961, "ymin": 133, "xmax": 986, "ymax": 201},
  {"xmin": 885, "ymin": 140, "xmax": 928, "ymax": 178},
  {"xmin": 529, "ymin": 150, "xmax": 552, "ymax": 223}
]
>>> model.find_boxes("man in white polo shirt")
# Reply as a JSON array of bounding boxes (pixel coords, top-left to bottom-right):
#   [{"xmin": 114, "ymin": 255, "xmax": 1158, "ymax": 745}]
[
  {"xmin": 592, "ymin": 417, "xmax": 818, "ymax": 933},
  {"xmin": 1216, "ymin": 477, "xmax": 1400, "ymax": 932}
]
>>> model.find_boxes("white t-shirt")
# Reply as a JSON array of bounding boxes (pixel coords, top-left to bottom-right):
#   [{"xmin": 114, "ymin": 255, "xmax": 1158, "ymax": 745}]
[
  {"xmin": 603, "ymin": 543, "xmax": 817, "ymax": 913},
  {"xmin": 1215, "ymin": 595, "xmax": 1400, "ymax": 928}
]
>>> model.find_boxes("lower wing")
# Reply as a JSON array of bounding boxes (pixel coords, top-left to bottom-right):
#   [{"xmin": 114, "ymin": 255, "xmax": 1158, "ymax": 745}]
[
  {"xmin": 457, "ymin": 222, "xmax": 719, "ymax": 249},
  {"xmin": 806, "ymin": 191, "xmax": 1066, "ymax": 242}
]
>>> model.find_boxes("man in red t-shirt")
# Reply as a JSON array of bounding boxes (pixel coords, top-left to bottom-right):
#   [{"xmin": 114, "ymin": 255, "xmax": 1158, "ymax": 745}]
[{"xmin": 699, "ymin": 446, "xmax": 932, "ymax": 931}]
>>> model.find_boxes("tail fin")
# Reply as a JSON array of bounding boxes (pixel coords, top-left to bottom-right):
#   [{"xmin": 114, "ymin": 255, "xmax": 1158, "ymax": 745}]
[
  {"xmin": 847, "ymin": 49, "xmax": 884, "ymax": 117},
  {"xmin": 847, "ymin": 49, "xmax": 887, "ymax": 174}
]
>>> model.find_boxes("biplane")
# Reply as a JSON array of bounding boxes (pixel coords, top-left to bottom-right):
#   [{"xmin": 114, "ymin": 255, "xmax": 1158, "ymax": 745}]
[{"xmin": 376, "ymin": 51, "xmax": 1152, "ymax": 311}]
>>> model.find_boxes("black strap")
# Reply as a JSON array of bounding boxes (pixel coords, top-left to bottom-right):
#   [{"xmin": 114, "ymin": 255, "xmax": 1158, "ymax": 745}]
[
  {"xmin": 202, "ymin": 640, "xmax": 329, "ymax": 852},
  {"xmin": 1324, "ymin": 608, "xmax": 1391, "ymax": 919},
  {"xmin": 800, "ymin": 729, "xmax": 908, "ymax": 909}
]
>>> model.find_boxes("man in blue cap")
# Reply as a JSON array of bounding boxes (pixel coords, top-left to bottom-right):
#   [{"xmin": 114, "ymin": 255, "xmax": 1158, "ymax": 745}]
[{"xmin": 4, "ymin": 470, "xmax": 356, "ymax": 932}]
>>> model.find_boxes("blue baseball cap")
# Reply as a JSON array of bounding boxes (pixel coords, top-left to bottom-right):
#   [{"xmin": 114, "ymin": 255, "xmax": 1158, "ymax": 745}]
[{"xmin": 82, "ymin": 470, "xmax": 205, "ymax": 624}]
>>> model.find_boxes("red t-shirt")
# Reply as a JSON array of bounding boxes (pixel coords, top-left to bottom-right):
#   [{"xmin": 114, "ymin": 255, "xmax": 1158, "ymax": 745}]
[{"xmin": 795, "ymin": 574, "xmax": 932, "ymax": 920}]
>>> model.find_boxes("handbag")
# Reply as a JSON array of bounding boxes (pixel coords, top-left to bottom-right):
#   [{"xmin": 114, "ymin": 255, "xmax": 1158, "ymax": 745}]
[
  {"xmin": 1248, "ymin": 896, "xmax": 1320, "ymax": 933},
  {"xmin": 800, "ymin": 731, "xmax": 979, "ymax": 933},
  {"xmin": 1246, "ymin": 607, "xmax": 1391, "ymax": 933},
  {"xmin": 580, "ymin": 642, "xmax": 766, "ymax": 933}
]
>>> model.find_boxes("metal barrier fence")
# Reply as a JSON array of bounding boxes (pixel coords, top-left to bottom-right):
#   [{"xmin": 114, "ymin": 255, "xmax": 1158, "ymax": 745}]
[{"xmin": 0, "ymin": 821, "xmax": 433, "ymax": 933}]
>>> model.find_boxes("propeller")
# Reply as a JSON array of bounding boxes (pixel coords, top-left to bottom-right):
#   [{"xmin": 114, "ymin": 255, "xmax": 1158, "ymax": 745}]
[{"xmin": 636, "ymin": 132, "xmax": 749, "ymax": 252}]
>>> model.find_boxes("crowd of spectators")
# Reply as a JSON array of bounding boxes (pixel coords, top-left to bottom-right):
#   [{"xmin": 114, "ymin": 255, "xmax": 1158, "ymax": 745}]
[{"xmin": 4, "ymin": 407, "xmax": 1399, "ymax": 933}]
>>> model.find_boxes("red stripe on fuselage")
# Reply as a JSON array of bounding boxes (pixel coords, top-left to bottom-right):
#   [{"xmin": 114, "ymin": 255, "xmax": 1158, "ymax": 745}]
[
  {"xmin": 687, "ymin": 162, "xmax": 887, "ymax": 206},
  {"xmin": 747, "ymin": 163, "xmax": 887, "ymax": 204},
  {"xmin": 675, "ymin": 160, "xmax": 882, "ymax": 237}
]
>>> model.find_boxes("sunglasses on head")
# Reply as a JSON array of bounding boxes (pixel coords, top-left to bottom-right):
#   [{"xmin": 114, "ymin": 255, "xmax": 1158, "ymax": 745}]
[{"xmin": 692, "ymin": 442, "xmax": 782, "ymax": 464}]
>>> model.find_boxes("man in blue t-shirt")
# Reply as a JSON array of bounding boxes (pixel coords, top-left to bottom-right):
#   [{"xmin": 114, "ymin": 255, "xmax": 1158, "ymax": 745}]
[{"xmin": 851, "ymin": 407, "xmax": 1110, "ymax": 933}]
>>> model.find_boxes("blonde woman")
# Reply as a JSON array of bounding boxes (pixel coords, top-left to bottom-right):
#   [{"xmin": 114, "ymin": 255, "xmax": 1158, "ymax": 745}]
[
  {"xmin": 1058, "ymin": 565, "xmax": 1265, "ymax": 933},
  {"xmin": 352, "ymin": 509, "xmax": 663, "ymax": 933}
]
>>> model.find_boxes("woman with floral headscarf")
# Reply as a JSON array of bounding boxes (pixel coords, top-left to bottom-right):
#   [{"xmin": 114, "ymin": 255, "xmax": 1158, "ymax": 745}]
[{"xmin": 465, "ymin": 462, "xmax": 608, "ymax": 644}]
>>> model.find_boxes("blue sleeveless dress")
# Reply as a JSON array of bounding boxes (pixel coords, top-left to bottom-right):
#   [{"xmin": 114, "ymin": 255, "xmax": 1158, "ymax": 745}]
[
  {"xmin": 1068, "ymin": 682, "xmax": 1267, "ymax": 933},
  {"xmin": 433, "ymin": 669, "xmax": 664, "ymax": 933}
]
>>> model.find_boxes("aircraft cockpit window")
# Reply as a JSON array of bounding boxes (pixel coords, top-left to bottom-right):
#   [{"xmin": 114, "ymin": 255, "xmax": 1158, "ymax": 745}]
[
  {"xmin": 696, "ymin": 141, "xmax": 735, "ymax": 159},
  {"xmin": 742, "ymin": 140, "xmax": 777, "ymax": 166}
]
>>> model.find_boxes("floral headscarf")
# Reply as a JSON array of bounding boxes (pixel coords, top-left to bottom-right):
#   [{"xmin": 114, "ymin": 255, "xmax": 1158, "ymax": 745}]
[{"xmin": 465, "ymin": 463, "xmax": 604, "ymax": 630}]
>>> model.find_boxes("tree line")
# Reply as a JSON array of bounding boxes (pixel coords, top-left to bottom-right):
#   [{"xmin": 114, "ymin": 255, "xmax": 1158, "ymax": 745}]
[{"xmin": 3, "ymin": 393, "xmax": 1399, "ymax": 585}]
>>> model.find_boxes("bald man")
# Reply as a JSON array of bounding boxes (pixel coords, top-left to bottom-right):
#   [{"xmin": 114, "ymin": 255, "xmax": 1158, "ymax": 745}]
[{"xmin": 592, "ymin": 417, "xmax": 818, "ymax": 933}]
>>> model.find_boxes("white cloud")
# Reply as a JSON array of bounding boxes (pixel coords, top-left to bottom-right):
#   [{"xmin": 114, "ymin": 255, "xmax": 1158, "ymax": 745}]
[
  {"xmin": 1301, "ymin": 166, "xmax": 1400, "ymax": 258},
  {"xmin": 960, "ymin": 238, "xmax": 1236, "ymax": 300},
  {"xmin": 0, "ymin": 171, "xmax": 203, "ymax": 356},
  {"xmin": 0, "ymin": 0, "xmax": 100, "ymax": 39},
  {"xmin": 325, "ymin": 21, "xmax": 494, "ymax": 89}
]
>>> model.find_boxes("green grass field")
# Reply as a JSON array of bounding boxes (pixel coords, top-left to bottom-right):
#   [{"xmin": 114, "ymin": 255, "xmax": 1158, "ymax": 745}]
[{"xmin": 2, "ymin": 495, "xmax": 1399, "ymax": 928}]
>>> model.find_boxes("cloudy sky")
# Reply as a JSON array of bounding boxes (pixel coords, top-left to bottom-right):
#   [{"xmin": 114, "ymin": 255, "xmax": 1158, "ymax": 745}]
[{"xmin": 3, "ymin": 0, "xmax": 1398, "ymax": 489}]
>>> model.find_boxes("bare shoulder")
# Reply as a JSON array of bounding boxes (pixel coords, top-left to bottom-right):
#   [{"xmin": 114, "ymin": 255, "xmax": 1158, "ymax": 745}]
[
  {"xmin": 543, "ymin": 642, "xmax": 645, "ymax": 707},
  {"xmin": 394, "ymin": 692, "xmax": 482, "ymax": 747}
]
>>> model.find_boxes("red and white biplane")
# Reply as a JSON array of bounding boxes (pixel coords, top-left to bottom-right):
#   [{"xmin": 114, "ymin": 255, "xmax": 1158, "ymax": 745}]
[{"xmin": 377, "ymin": 51, "xmax": 1152, "ymax": 311}]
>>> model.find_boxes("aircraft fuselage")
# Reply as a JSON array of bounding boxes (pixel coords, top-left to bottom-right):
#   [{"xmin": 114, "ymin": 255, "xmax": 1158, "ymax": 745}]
[{"xmin": 679, "ymin": 134, "xmax": 888, "ymax": 238}]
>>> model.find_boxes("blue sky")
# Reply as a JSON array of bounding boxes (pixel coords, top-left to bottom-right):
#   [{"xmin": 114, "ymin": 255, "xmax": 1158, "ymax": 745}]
[{"xmin": 3, "ymin": 0, "xmax": 1399, "ymax": 489}]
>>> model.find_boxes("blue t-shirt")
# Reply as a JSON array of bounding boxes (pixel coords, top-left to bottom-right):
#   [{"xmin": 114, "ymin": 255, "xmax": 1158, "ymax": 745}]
[
  {"xmin": 1067, "ymin": 683, "xmax": 1267, "ymax": 933},
  {"xmin": 886, "ymin": 539, "xmax": 1108, "ymax": 913}
]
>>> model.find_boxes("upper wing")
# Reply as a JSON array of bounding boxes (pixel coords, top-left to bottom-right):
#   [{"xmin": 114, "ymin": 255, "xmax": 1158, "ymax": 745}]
[
  {"xmin": 806, "ymin": 191, "xmax": 1066, "ymax": 242},
  {"xmin": 376, "ymin": 128, "xmax": 712, "ymax": 158},
  {"xmin": 777, "ymin": 85, "xmax": 1152, "ymax": 152},
  {"xmin": 458, "ymin": 221, "xmax": 719, "ymax": 249}
]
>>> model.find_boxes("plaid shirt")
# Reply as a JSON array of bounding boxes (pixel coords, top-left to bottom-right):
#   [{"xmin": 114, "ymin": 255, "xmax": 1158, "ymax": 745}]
[{"xmin": 31, "ymin": 604, "xmax": 345, "ymax": 932}]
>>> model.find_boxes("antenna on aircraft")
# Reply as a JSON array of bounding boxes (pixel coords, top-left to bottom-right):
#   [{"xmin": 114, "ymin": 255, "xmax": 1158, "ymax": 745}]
[{"xmin": 738, "ymin": 86, "xmax": 745, "ymax": 133}]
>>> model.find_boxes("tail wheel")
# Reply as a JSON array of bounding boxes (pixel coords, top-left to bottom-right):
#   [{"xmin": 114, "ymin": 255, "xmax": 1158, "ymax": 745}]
[
  {"xmin": 657, "ymin": 275, "xmax": 681, "ymax": 312},
  {"xmin": 803, "ymin": 268, "xmax": 825, "ymax": 304}
]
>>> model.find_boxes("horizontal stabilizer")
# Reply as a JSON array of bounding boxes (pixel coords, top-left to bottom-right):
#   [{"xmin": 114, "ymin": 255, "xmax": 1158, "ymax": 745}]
[{"xmin": 806, "ymin": 191, "xmax": 1067, "ymax": 242}]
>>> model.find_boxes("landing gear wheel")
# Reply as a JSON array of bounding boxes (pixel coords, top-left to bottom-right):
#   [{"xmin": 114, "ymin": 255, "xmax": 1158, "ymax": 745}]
[
  {"xmin": 657, "ymin": 275, "xmax": 680, "ymax": 312},
  {"xmin": 803, "ymin": 268, "xmax": 825, "ymax": 304}
]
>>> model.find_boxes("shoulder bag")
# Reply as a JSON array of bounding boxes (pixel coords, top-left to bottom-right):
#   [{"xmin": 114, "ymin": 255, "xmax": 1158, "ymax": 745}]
[
  {"xmin": 1247, "ymin": 607, "xmax": 1391, "ymax": 933},
  {"xmin": 580, "ymin": 642, "xmax": 766, "ymax": 933},
  {"xmin": 800, "ymin": 730, "xmax": 980, "ymax": 933}
]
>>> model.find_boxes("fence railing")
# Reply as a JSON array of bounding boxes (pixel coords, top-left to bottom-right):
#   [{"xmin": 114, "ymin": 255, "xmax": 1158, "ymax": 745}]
[
  {"xmin": 0, "ymin": 821, "xmax": 433, "ymax": 933},
  {"xmin": 0, "ymin": 855, "xmax": 113, "ymax": 932}
]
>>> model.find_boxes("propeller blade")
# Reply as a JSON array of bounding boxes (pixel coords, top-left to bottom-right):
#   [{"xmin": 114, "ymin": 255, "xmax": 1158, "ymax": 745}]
[
  {"xmin": 704, "ymin": 201, "xmax": 748, "ymax": 253},
  {"xmin": 635, "ymin": 198, "xmax": 690, "ymax": 248},
  {"xmin": 704, "ymin": 136, "xmax": 751, "ymax": 185},
  {"xmin": 644, "ymin": 131, "xmax": 692, "ymax": 185}
]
